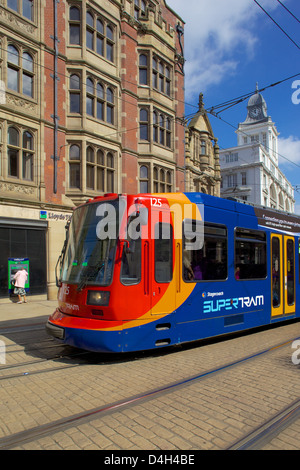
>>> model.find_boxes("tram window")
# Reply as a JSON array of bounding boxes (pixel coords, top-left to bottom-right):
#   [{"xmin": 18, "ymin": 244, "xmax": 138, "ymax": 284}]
[
  {"xmin": 120, "ymin": 216, "xmax": 141, "ymax": 285},
  {"xmin": 155, "ymin": 223, "xmax": 173, "ymax": 283},
  {"xmin": 183, "ymin": 221, "xmax": 227, "ymax": 282},
  {"xmin": 272, "ymin": 237, "xmax": 281, "ymax": 307},
  {"xmin": 287, "ymin": 239, "xmax": 295, "ymax": 305},
  {"xmin": 235, "ymin": 228, "xmax": 267, "ymax": 280}
]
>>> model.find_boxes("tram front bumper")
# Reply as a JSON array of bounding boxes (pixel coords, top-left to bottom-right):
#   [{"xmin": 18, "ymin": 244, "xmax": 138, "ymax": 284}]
[{"xmin": 46, "ymin": 321, "xmax": 65, "ymax": 340}]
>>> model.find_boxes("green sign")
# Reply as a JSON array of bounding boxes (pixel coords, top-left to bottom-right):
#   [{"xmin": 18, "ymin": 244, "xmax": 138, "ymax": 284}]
[{"xmin": 8, "ymin": 258, "xmax": 30, "ymax": 292}]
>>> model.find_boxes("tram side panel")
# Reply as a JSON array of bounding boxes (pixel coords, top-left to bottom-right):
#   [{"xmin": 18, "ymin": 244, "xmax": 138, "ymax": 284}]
[{"xmin": 174, "ymin": 204, "xmax": 272, "ymax": 345}]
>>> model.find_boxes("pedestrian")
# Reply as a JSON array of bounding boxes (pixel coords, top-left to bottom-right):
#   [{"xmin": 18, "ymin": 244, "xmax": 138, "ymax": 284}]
[{"xmin": 13, "ymin": 267, "xmax": 28, "ymax": 304}]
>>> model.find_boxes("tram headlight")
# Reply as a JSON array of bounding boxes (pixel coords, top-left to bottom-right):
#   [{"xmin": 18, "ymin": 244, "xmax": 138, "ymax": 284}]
[{"xmin": 87, "ymin": 290, "xmax": 110, "ymax": 306}]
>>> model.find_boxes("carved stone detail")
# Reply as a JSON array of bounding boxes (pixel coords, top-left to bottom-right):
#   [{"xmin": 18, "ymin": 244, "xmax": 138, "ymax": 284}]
[
  {"xmin": 0, "ymin": 6, "xmax": 36, "ymax": 35},
  {"xmin": 6, "ymin": 93, "xmax": 37, "ymax": 112},
  {"xmin": 0, "ymin": 182, "xmax": 35, "ymax": 195}
]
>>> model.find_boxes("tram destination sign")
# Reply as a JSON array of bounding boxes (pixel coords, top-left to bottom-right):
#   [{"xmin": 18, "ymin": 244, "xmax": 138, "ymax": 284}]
[{"xmin": 255, "ymin": 207, "xmax": 300, "ymax": 234}]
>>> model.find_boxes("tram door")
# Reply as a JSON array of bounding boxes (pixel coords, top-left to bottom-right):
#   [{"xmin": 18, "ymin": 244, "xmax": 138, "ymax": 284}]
[
  {"xmin": 271, "ymin": 234, "xmax": 295, "ymax": 317},
  {"xmin": 150, "ymin": 204, "xmax": 176, "ymax": 317}
]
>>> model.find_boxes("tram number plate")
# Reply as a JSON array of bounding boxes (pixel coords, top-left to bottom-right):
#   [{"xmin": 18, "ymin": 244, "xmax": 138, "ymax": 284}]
[{"xmin": 151, "ymin": 197, "xmax": 163, "ymax": 207}]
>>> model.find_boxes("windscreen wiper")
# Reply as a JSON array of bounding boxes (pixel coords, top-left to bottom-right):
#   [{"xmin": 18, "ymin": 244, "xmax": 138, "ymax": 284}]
[{"xmin": 76, "ymin": 261, "xmax": 105, "ymax": 292}]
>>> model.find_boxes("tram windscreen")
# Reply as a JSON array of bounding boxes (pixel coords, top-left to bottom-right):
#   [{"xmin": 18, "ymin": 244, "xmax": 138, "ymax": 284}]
[{"xmin": 61, "ymin": 199, "xmax": 125, "ymax": 286}]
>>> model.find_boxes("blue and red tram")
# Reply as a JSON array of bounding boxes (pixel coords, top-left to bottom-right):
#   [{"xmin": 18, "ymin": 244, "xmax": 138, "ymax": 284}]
[{"xmin": 46, "ymin": 192, "xmax": 300, "ymax": 352}]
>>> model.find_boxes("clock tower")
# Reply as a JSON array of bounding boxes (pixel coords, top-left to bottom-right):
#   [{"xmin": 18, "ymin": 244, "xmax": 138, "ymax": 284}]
[
  {"xmin": 244, "ymin": 83, "xmax": 268, "ymax": 123},
  {"xmin": 220, "ymin": 85, "xmax": 295, "ymax": 213},
  {"xmin": 236, "ymin": 84, "xmax": 279, "ymax": 165}
]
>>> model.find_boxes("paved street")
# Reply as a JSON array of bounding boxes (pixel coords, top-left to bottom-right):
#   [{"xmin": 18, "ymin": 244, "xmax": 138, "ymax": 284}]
[{"xmin": 0, "ymin": 297, "xmax": 300, "ymax": 452}]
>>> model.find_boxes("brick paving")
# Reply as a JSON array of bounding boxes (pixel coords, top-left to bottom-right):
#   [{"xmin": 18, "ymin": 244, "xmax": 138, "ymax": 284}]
[{"xmin": 0, "ymin": 299, "xmax": 300, "ymax": 450}]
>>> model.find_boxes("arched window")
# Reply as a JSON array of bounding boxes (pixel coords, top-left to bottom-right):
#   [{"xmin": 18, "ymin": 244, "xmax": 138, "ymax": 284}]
[
  {"xmin": 86, "ymin": 146, "xmax": 95, "ymax": 189},
  {"xmin": 139, "ymin": 165, "xmax": 149, "ymax": 193},
  {"xmin": 153, "ymin": 165, "xmax": 173, "ymax": 193},
  {"xmin": 106, "ymin": 24, "xmax": 113, "ymax": 40},
  {"xmin": 134, "ymin": 0, "xmax": 147, "ymax": 19},
  {"xmin": 106, "ymin": 152, "xmax": 114, "ymax": 192},
  {"xmin": 153, "ymin": 111, "xmax": 158, "ymax": 142},
  {"xmin": 85, "ymin": 11, "xmax": 115, "ymax": 62},
  {"xmin": 160, "ymin": 168, "xmax": 165, "ymax": 192},
  {"xmin": 86, "ymin": 77, "xmax": 94, "ymax": 116},
  {"xmin": 278, "ymin": 192, "xmax": 284, "ymax": 210},
  {"xmin": 8, "ymin": 0, "xmax": 33, "ymax": 21},
  {"xmin": 83, "ymin": 146, "xmax": 115, "ymax": 193},
  {"xmin": 153, "ymin": 110, "xmax": 172, "ymax": 148},
  {"xmin": 8, "ymin": 126, "xmax": 19, "ymax": 178},
  {"xmin": 86, "ymin": 11, "xmax": 94, "ymax": 50},
  {"xmin": 97, "ymin": 82, "xmax": 104, "ymax": 120},
  {"xmin": 22, "ymin": 131, "xmax": 33, "ymax": 180},
  {"xmin": 69, "ymin": 6, "xmax": 81, "ymax": 45},
  {"xmin": 106, "ymin": 25, "xmax": 114, "ymax": 61},
  {"xmin": 285, "ymin": 199, "xmax": 290, "ymax": 212},
  {"xmin": 159, "ymin": 114, "xmax": 165, "ymax": 145},
  {"xmin": 86, "ymin": 11, "xmax": 93, "ymax": 26},
  {"xmin": 166, "ymin": 118, "xmax": 171, "ymax": 148},
  {"xmin": 69, "ymin": 74, "xmax": 81, "ymax": 113},
  {"xmin": 106, "ymin": 88, "xmax": 114, "ymax": 124},
  {"xmin": 7, "ymin": 45, "xmax": 19, "ymax": 94},
  {"xmin": 8, "ymin": 126, "xmax": 19, "ymax": 146},
  {"xmin": 139, "ymin": 109, "xmax": 149, "ymax": 141},
  {"xmin": 85, "ymin": 78, "xmax": 115, "ymax": 124},
  {"xmin": 69, "ymin": 144, "xmax": 81, "ymax": 189},
  {"xmin": 152, "ymin": 55, "xmax": 172, "ymax": 96},
  {"xmin": 8, "ymin": 126, "xmax": 34, "ymax": 180},
  {"xmin": 139, "ymin": 54, "xmax": 148, "ymax": 85},
  {"xmin": 97, "ymin": 19, "xmax": 104, "ymax": 55},
  {"xmin": 166, "ymin": 171, "xmax": 172, "ymax": 192},
  {"xmin": 21, "ymin": 51, "xmax": 33, "ymax": 97}
]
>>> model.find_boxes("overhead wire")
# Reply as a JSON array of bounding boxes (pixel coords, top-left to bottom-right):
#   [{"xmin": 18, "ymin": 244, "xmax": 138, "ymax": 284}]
[
  {"xmin": 206, "ymin": 110, "xmax": 300, "ymax": 169},
  {"xmin": 205, "ymin": 72, "xmax": 300, "ymax": 116},
  {"xmin": 3, "ymin": 45, "xmax": 299, "ymax": 122},
  {"xmin": 275, "ymin": 0, "xmax": 300, "ymax": 25},
  {"xmin": 252, "ymin": 0, "xmax": 300, "ymax": 50},
  {"xmin": 3, "ymin": 28, "xmax": 300, "ymax": 172}
]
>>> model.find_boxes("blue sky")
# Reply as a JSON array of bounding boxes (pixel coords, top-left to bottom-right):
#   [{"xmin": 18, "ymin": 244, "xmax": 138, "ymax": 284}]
[{"xmin": 167, "ymin": 0, "xmax": 300, "ymax": 214}]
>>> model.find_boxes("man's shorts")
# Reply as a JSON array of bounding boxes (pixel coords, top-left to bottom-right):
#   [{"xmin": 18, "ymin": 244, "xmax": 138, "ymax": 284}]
[{"xmin": 14, "ymin": 287, "xmax": 26, "ymax": 296}]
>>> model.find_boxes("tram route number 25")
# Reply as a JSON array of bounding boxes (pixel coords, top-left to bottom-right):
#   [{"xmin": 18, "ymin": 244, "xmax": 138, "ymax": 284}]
[
  {"xmin": 292, "ymin": 340, "xmax": 300, "ymax": 365},
  {"xmin": 151, "ymin": 198, "xmax": 163, "ymax": 207}
]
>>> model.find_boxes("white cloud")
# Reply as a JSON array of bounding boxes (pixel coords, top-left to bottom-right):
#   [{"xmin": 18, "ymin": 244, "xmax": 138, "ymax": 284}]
[
  {"xmin": 278, "ymin": 135, "xmax": 300, "ymax": 167},
  {"xmin": 167, "ymin": 0, "xmax": 279, "ymax": 100}
]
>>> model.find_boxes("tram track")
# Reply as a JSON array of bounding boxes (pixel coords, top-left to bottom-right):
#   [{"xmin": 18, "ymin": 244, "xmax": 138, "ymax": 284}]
[
  {"xmin": 0, "ymin": 324, "xmax": 93, "ymax": 378},
  {"xmin": 0, "ymin": 321, "xmax": 46, "ymax": 334},
  {"xmin": 228, "ymin": 397, "xmax": 300, "ymax": 450},
  {"xmin": 0, "ymin": 333, "xmax": 299, "ymax": 450},
  {"xmin": 0, "ymin": 348, "xmax": 92, "ymax": 380}
]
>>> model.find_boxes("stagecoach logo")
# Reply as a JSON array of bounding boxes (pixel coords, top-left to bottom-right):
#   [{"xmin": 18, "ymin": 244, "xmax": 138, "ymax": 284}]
[
  {"xmin": 203, "ymin": 291, "xmax": 224, "ymax": 298},
  {"xmin": 203, "ymin": 294, "xmax": 264, "ymax": 314}
]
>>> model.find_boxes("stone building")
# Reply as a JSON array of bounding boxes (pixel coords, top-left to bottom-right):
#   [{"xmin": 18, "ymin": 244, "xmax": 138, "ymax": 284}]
[
  {"xmin": 220, "ymin": 87, "xmax": 295, "ymax": 212},
  {"xmin": 185, "ymin": 94, "xmax": 221, "ymax": 195},
  {"xmin": 0, "ymin": 0, "xmax": 185, "ymax": 300}
]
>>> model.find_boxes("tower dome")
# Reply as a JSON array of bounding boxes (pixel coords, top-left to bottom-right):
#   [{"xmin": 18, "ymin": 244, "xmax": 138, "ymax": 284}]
[
  {"xmin": 247, "ymin": 91, "xmax": 267, "ymax": 108},
  {"xmin": 243, "ymin": 84, "xmax": 268, "ymax": 124}
]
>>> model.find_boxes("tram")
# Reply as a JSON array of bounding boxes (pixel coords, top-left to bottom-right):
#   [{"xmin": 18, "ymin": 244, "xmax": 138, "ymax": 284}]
[{"xmin": 46, "ymin": 192, "xmax": 300, "ymax": 352}]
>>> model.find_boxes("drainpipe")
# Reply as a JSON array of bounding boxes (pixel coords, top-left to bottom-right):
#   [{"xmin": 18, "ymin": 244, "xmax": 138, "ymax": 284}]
[{"xmin": 51, "ymin": 0, "xmax": 60, "ymax": 194}]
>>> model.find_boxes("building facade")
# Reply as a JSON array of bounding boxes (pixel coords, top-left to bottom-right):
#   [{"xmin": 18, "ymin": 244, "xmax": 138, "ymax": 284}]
[
  {"xmin": 0, "ymin": 0, "xmax": 185, "ymax": 300},
  {"xmin": 185, "ymin": 94, "xmax": 221, "ymax": 196},
  {"xmin": 220, "ymin": 88, "xmax": 295, "ymax": 212}
]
